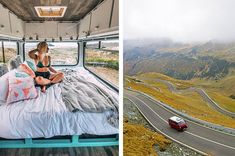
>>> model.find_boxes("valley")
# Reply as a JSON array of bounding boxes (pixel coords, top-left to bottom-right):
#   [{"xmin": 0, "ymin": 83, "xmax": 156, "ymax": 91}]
[{"xmin": 124, "ymin": 39, "xmax": 235, "ymax": 118}]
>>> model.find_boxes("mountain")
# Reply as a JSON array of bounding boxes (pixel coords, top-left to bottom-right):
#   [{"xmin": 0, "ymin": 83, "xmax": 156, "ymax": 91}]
[{"xmin": 124, "ymin": 39, "xmax": 235, "ymax": 80}]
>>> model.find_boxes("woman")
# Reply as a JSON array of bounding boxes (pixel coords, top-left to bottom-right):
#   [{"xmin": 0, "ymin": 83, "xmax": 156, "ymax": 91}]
[{"xmin": 28, "ymin": 41, "xmax": 64, "ymax": 92}]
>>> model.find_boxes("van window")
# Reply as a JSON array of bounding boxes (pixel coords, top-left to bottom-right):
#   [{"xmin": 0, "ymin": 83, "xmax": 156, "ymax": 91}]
[
  {"xmin": 84, "ymin": 40, "xmax": 119, "ymax": 86},
  {"xmin": 2, "ymin": 41, "xmax": 18, "ymax": 63},
  {"xmin": 25, "ymin": 42, "xmax": 79, "ymax": 65},
  {"xmin": 169, "ymin": 120, "xmax": 177, "ymax": 125},
  {"xmin": 179, "ymin": 121, "xmax": 185, "ymax": 125}
]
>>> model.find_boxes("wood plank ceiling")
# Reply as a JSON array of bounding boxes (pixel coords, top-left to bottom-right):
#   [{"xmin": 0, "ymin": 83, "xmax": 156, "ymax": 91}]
[{"xmin": 0, "ymin": 0, "xmax": 103, "ymax": 21}]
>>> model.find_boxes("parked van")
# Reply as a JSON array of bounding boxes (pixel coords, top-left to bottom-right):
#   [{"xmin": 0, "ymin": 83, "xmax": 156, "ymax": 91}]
[{"xmin": 168, "ymin": 116, "xmax": 188, "ymax": 131}]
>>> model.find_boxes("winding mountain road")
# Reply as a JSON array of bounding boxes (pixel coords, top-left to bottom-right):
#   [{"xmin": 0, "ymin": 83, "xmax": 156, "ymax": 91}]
[
  {"xmin": 139, "ymin": 77, "xmax": 235, "ymax": 118},
  {"xmin": 125, "ymin": 89, "xmax": 235, "ymax": 156}
]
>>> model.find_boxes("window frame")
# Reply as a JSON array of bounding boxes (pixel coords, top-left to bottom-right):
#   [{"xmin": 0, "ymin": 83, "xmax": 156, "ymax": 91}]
[
  {"xmin": 0, "ymin": 41, "xmax": 4, "ymax": 63},
  {"xmin": 83, "ymin": 36, "xmax": 119, "ymax": 92},
  {"xmin": 23, "ymin": 41, "xmax": 80, "ymax": 67},
  {"xmin": 85, "ymin": 41, "xmax": 100, "ymax": 50}
]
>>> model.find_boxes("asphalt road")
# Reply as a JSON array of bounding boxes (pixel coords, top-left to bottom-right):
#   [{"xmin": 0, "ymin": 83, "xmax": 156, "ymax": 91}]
[
  {"xmin": 140, "ymin": 77, "xmax": 235, "ymax": 118},
  {"xmin": 125, "ymin": 89, "xmax": 235, "ymax": 156}
]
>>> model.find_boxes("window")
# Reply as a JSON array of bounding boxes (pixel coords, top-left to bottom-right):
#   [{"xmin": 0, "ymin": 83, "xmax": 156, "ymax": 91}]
[
  {"xmin": 24, "ymin": 42, "xmax": 78, "ymax": 65},
  {"xmin": 0, "ymin": 41, "xmax": 18, "ymax": 63},
  {"xmin": 4, "ymin": 42, "xmax": 18, "ymax": 62},
  {"xmin": 84, "ymin": 40, "xmax": 119, "ymax": 86}
]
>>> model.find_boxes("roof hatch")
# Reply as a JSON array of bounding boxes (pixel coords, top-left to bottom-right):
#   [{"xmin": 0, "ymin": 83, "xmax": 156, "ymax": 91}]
[{"xmin": 34, "ymin": 6, "xmax": 67, "ymax": 18}]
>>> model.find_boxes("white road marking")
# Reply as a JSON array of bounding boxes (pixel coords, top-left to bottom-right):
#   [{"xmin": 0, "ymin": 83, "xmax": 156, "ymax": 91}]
[
  {"xmin": 186, "ymin": 131, "xmax": 235, "ymax": 150},
  {"xmin": 200, "ymin": 89, "xmax": 235, "ymax": 115}
]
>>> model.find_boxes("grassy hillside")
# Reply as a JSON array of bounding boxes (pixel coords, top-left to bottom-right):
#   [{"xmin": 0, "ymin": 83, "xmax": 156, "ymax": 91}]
[
  {"xmin": 125, "ymin": 73, "xmax": 235, "ymax": 128},
  {"xmin": 124, "ymin": 40, "xmax": 235, "ymax": 80},
  {"xmin": 124, "ymin": 119, "xmax": 171, "ymax": 156},
  {"xmin": 137, "ymin": 72, "xmax": 193, "ymax": 89},
  {"xmin": 139, "ymin": 72, "xmax": 235, "ymax": 113},
  {"xmin": 124, "ymin": 52, "xmax": 234, "ymax": 80}
]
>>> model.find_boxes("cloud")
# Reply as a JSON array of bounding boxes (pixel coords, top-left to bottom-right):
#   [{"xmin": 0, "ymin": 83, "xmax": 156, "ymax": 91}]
[{"xmin": 124, "ymin": 0, "xmax": 235, "ymax": 42}]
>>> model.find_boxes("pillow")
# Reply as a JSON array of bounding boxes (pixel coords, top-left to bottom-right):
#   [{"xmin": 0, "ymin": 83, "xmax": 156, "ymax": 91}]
[
  {"xmin": 15, "ymin": 72, "xmax": 29, "ymax": 78},
  {"xmin": 26, "ymin": 61, "xmax": 36, "ymax": 71},
  {"xmin": 0, "ymin": 63, "xmax": 9, "ymax": 77},
  {"xmin": 18, "ymin": 63, "xmax": 35, "ymax": 78},
  {"xmin": 7, "ymin": 76, "xmax": 38, "ymax": 104},
  {"xmin": 8, "ymin": 55, "xmax": 22, "ymax": 70}
]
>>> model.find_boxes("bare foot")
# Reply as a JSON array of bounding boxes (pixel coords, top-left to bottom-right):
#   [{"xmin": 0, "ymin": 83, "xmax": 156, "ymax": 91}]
[{"xmin": 41, "ymin": 86, "xmax": 46, "ymax": 93}]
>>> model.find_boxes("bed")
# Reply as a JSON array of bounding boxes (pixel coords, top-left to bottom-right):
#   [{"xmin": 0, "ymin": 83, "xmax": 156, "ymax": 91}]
[{"xmin": 0, "ymin": 67, "xmax": 118, "ymax": 145}]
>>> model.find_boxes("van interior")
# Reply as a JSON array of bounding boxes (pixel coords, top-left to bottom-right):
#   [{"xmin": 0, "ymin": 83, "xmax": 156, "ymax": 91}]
[{"xmin": 0, "ymin": 0, "xmax": 119, "ymax": 152}]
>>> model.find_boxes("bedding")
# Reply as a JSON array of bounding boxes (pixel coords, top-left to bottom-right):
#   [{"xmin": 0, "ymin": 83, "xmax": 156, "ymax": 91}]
[
  {"xmin": 60, "ymin": 69, "xmax": 119, "ymax": 128},
  {"xmin": 0, "ymin": 68, "xmax": 118, "ymax": 139}
]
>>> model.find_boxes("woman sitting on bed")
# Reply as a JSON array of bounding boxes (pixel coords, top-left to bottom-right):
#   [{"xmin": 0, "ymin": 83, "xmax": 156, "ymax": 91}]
[{"xmin": 28, "ymin": 41, "xmax": 64, "ymax": 92}]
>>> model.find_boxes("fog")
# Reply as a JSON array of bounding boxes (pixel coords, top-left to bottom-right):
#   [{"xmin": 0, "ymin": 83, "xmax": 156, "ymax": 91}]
[{"xmin": 124, "ymin": 0, "xmax": 235, "ymax": 43}]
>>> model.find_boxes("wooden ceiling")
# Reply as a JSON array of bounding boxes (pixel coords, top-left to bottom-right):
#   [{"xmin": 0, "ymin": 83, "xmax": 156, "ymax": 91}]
[{"xmin": 0, "ymin": 0, "xmax": 103, "ymax": 21}]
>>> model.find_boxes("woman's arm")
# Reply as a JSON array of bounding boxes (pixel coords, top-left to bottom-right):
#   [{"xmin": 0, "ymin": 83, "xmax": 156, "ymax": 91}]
[
  {"xmin": 49, "ymin": 66, "xmax": 57, "ymax": 73},
  {"xmin": 48, "ymin": 56, "xmax": 57, "ymax": 73},
  {"xmin": 28, "ymin": 49, "xmax": 38, "ymax": 59}
]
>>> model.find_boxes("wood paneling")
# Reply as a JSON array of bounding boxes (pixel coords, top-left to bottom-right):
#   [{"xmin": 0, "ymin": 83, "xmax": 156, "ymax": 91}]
[{"xmin": 0, "ymin": 0, "xmax": 103, "ymax": 21}]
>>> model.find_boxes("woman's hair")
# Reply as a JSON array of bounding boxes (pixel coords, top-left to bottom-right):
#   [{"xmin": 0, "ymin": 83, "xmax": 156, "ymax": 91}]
[{"xmin": 37, "ymin": 41, "xmax": 48, "ymax": 51}]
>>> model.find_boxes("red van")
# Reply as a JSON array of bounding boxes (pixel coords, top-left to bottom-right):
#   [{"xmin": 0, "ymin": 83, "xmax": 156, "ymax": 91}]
[{"xmin": 168, "ymin": 116, "xmax": 188, "ymax": 131}]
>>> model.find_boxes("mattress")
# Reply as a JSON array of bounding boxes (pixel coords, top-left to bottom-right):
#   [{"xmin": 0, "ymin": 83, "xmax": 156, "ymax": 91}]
[{"xmin": 0, "ymin": 68, "xmax": 118, "ymax": 139}]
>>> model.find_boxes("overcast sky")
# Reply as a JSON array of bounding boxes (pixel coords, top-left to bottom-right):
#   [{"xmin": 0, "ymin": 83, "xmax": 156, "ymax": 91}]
[{"xmin": 124, "ymin": 0, "xmax": 235, "ymax": 43}]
